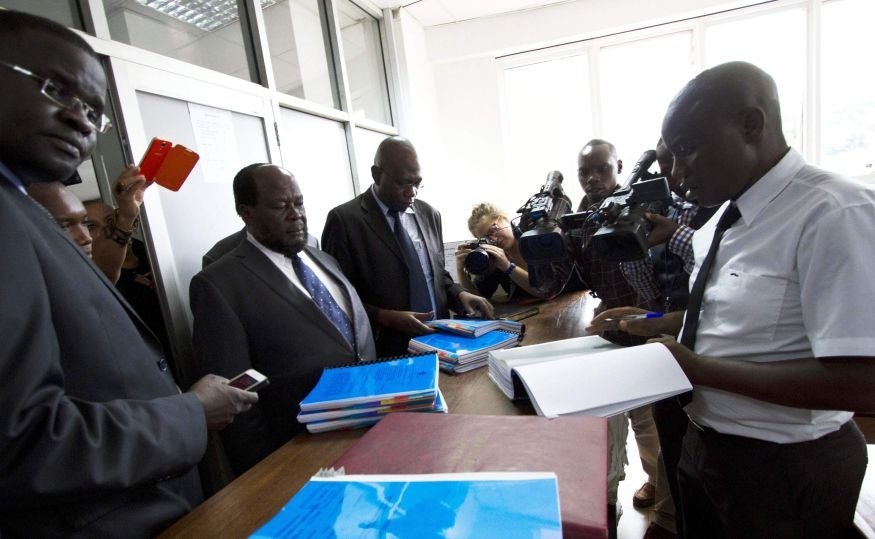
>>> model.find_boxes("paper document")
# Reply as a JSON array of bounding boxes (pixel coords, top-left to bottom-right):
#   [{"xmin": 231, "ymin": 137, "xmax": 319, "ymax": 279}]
[{"xmin": 489, "ymin": 336, "xmax": 690, "ymax": 417}]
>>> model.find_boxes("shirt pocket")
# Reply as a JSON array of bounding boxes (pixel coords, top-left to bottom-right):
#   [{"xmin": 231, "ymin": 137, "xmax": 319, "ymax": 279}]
[{"xmin": 709, "ymin": 271, "xmax": 788, "ymax": 342}]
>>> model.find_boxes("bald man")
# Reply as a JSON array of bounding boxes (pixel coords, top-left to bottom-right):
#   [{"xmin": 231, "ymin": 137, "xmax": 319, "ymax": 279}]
[
  {"xmin": 322, "ymin": 136, "xmax": 493, "ymax": 356},
  {"xmin": 653, "ymin": 61, "xmax": 875, "ymax": 537}
]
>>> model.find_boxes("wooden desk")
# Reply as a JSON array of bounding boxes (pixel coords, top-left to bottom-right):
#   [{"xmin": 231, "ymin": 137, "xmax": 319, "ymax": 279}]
[{"xmin": 159, "ymin": 291, "xmax": 600, "ymax": 538}]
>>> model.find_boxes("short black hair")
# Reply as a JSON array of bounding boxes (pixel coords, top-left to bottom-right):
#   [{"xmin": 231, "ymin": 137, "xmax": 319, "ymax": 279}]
[
  {"xmin": 581, "ymin": 138, "xmax": 617, "ymax": 158},
  {"xmin": 0, "ymin": 10, "xmax": 97, "ymax": 60},
  {"xmin": 233, "ymin": 163, "xmax": 269, "ymax": 211}
]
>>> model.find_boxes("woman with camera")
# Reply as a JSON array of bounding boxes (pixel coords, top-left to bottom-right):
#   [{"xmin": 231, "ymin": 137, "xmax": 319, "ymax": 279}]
[{"xmin": 455, "ymin": 203, "xmax": 547, "ymax": 299}]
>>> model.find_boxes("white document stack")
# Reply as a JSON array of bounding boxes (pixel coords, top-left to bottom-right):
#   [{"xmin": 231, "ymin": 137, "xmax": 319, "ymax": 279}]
[{"xmin": 488, "ymin": 335, "xmax": 692, "ymax": 417}]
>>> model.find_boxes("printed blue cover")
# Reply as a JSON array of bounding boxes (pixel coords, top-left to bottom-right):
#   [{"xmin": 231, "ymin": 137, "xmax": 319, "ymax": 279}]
[
  {"xmin": 410, "ymin": 330, "xmax": 519, "ymax": 360},
  {"xmin": 299, "ymin": 353, "xmax": 438, "ymax": 412},
  {"xmin": 250, "ymin": 473, "xmax": 561, "ymax": 539}
]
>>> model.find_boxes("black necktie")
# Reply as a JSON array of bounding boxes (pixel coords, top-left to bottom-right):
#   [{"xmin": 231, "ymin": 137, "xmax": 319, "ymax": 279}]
[
  {"xmin": 389, "ymin": 210, "xmax": 432, "ymax": 313},
  {"xmin": 291, "ymin": 254, "xmax": 355, "ymax": 346},
  {"xmin": 679, "ymin": 203, "xmax": 742, "ymax": 348},
  {"xmin": 675, "ymin": 203, "xmax": 740, "ymax": 407}
]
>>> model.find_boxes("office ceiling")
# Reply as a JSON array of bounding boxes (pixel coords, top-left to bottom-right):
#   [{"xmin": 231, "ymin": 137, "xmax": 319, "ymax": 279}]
[{"xmin": 369, "ymin": 0, "xmax": 574, "ymax": 27}]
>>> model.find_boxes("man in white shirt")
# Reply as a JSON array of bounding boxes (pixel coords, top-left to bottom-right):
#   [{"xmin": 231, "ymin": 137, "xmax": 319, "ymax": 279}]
[{"xmin": 655, "ymin": 61, "xmax": 875, "ymax": 536}]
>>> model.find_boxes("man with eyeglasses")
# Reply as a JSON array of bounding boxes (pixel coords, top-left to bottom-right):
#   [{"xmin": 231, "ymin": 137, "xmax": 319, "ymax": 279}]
[
  {"xmin": 0, "ymin": 11, "xmax": 256, "ymax": 537},
  {"xmin": 322, "ymin": 136, "xmax": 494, "ymax": 356}
]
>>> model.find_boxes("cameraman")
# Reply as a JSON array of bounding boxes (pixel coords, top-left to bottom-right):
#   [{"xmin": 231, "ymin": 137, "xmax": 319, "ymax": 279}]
[{"xmin": 455, "ymin": 203, "xmax": 548, "ymax": 299}]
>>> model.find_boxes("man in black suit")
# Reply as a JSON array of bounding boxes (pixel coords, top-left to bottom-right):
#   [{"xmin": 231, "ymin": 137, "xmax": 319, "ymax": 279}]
[
  {"xmin": 0, "ymin": 11, "xmax": 256, "ymax": 538},
  {"xmin": 190, "ymin": 163, "xmax": 377, "ymax": 474},
  {"xmin": 322, "ymin": 136, "xmax": 494, "ymax": 356}
]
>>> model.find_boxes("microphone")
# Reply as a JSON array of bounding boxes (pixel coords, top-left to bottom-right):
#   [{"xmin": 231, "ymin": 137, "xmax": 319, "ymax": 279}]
[{"xmin": 624, "ymin": 150, "xmax": 657, "ymax": 186}]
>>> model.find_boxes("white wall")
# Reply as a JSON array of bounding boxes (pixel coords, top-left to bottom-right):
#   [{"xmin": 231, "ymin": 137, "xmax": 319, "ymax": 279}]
[{"xmin": 397, "ymin": 0, "xmax": 765, "ymax": 240}]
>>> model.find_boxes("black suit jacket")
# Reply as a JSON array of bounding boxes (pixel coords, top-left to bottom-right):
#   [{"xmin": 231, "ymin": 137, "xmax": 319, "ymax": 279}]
[
  {"xmin": 202, "ymin": 228, "xmax": 318, "ymax": 268},
  {"xmin": 0, "ymin": 180, "xmax": 206, "ymax": 538},
  {"xmin": 322, "ymin": 188, "xmax": 463, "ymax": 356},
  {"xmin": 189, "ymin": 240, "xmax": 376, "ymax": 474}
]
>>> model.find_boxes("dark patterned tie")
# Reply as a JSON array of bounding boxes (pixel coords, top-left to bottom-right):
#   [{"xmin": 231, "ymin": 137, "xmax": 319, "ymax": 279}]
[
  {"xmin": 291, "ymin": 254, "xmax": 355, "ymax": 346},
  {"xmin": 389, "ymin": 210, "xmax": 432, "ymax": 313},
  {"xmin": 676, "ymin": 203, "xmax": 740, "ymax": 406}
]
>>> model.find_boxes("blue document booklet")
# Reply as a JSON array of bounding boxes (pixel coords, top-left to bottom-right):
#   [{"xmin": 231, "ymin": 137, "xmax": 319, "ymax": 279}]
[
  {"xmin": 249, "ymin": 472, "xmax": 562, "ymax": 539},
  {"xmin": 299, "ymin": 353, "xmax": 438, "ymax": 412},
  {"xmin": 408, "ymin": 330, "xmax": 521, "ymax": 362}
]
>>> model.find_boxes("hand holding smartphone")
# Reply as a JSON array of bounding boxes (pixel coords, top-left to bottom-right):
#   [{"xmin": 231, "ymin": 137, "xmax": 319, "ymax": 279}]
[
  {"xmin": 227, "ymin": 369, "xmax": 269, "ymax": 392},
  {"xmin": 137, "ymin": 137, "xmax": 200, "ymax": 191}
]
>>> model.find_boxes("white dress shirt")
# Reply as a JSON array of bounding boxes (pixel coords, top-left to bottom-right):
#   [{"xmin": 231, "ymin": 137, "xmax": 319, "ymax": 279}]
[
  {"xmin": 246, "ymin": 232, "xmax": 353, "ymax": 318},
  {"xmin": 683, "ymin": 149, "xmax": 875, "ymax": 442}
]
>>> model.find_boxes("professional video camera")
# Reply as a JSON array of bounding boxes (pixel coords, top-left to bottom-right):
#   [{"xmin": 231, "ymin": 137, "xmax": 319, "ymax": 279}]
[
  {"xmin": 515, "ymin": 171, "xmax": 574, "ymax": 291},
  {"xmin": 462, "ymin": 237, "xmax": 499, "ymax": 275},
  {"xmin": 587, "ymin": 150, "xmax": 673, "ymax": 261}
]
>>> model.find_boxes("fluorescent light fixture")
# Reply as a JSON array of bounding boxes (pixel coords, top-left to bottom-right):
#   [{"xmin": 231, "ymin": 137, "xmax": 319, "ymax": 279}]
[{"xmin": 136, "ymin": 0, "xmax": 277, "ymax": 31}]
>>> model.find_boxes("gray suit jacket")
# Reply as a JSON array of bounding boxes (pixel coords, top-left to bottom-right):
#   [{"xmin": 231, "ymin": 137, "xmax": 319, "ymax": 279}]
[
  {"xmin": 0, "ymin": 181, "xmax": 206, "ymax": 538},
  {"xmin": 322, "ymin": 188, "xmax": 463, "ymax": 356},
  {"xmin": 189, "ymin": 240, "xmax": 376, "ymax": 474}
]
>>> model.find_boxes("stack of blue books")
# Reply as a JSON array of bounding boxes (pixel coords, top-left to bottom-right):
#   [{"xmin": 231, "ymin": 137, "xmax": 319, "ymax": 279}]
[
  {"xmin": 409, "ymin": 319, "xmax": 524, "ymax": 374},
  {"xmin": 296, "ymin": 353, "xmax": 446, "ymax": 433}
]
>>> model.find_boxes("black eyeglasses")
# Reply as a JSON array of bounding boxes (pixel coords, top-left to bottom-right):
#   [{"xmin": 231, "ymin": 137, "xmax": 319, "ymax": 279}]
[
  {"xmin": 0, "ymin": 60, "xmax": 112, "ymax": 134},
  {"xmin": 377, "ymin": 166, "xmax": 424, "ymax": 191}
]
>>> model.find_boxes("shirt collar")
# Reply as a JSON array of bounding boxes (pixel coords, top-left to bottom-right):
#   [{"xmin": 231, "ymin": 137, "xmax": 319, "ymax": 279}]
[
  {"xmin": 735, "ymin": 148, "xmax": 804, "ymax": 226},
  {"xmin": 370, "ymin": 185, "xmax": 415, "ymax": 217},
  {"xmin": 246, "ymin": 231, "xmax": 296, "ymax": 265},
  {"xmin": 0, "ymin": 160, "xmax": 27, "ymax": 194}
]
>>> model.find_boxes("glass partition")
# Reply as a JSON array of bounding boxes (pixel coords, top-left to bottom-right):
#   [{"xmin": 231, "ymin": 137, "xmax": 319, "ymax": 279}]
[
  {"xmin": 336, "ymin": 0, "xmax": 391, "ymax": 124},
  {"xmin": 261, "ymin": 0, "xmax": 338, "ymax": 108}
]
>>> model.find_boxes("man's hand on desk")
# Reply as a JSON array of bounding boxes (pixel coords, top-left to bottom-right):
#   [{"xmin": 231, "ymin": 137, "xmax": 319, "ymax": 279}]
[
  {"xmin": 190, "ymin": 374, "xmax": 259, "ymax": 431},
  {"xmin": 587, "ymin": 307, "xmax": 684, "ymax": 337},
  {"xmin": 458, "ymin": 291, "xmax": 495, "ymax": 319},
  {"xmin": 377, "ymin": 309, "xmax": 435, "ymax": 335}
]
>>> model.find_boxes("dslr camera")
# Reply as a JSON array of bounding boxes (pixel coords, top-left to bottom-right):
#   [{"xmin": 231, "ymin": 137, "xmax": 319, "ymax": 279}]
[
  {"xmin": 462, "ymin": 237, "xmax": 499, "ymax": 275},
  {"xmin": 587, "ymin": 150, "xmax": 673, "ymax": 261}
]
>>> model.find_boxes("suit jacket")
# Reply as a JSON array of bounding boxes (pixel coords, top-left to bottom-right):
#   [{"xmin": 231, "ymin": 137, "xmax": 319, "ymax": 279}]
[
  {"xmin": 202, "ymin": 228, "xmax": 318, "ymax": 268},
  {"xmin": 189, "ymin": 240, "xmax": 376, "ymax": 474},
  {"xmin": 322, "ymin": 188, "xmax": 463, "ymax": 356},
  {"xmin": 0, "ymin": 181, "xmax": 206, "ymax": 538}
]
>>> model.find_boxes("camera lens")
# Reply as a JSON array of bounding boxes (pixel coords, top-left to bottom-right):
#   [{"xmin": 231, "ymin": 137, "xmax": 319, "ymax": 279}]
[{"xmin": 464, "ymin": 248, "xmax": 493, "ymax": 275}]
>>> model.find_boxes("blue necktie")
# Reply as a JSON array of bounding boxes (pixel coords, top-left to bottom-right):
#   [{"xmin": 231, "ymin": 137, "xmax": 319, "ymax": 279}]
[
  {"xmin": 389, "ymin": 210, "xmax": 432, "ymax": 314},
  {"xmin": 291, "ymin": 254, "xmax": 355, "ymax": 347}
]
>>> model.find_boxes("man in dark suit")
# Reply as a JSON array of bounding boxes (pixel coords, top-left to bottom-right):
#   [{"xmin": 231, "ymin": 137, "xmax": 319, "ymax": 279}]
[
  {"xmin": 202, "ymin": 228, "xmax": 318, "ymax": 268},
  {"xmin": 0, "ymin": 11, "xmax": 256, "ymax": 538},
  {"xmin": 322, "ymin": 136, "xmax": 494, "ymax": 356},
  {"xmin": 190, "ymin": 163, "xmax": 377, "ymax": 474}
]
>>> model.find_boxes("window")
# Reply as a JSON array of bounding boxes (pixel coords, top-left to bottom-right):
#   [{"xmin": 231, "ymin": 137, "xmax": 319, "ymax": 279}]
[
  {"xmin": 261, "ymin": 0, "xmax": 338, "ymax": 108},
  {"xmin": 820, "ymin": 0, "xmax": 875, "ymax": 178},
  {"xmin": 336, "ymin": 0, "xmax": 391, "ymax": 124},
  {"xmin": 599, "ymin": 31, "xmax": 695, "ymax": 167},
  {"xmin": 704, "ymin": 7, "xmax": 807, "ymax": 150},
  {"xmin": 503, "ymin": 54, "xmax": 593, "ymax": 208},
  {"xmin": 104, "ymin": 0, "xmax": 255, "ymax": 83},
  {"xmin": 0, "ymin": 0, "xmax": 83, "ymax": 29}
]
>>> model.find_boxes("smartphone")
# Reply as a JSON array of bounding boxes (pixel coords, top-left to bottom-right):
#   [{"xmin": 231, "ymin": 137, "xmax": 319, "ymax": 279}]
[
  {"xmin": 227, "ymin": 369, "xmax": 269, "ymax": 392},
  {"xmin": 153, "ymin": 144, "xmax": 199, "ymax": 192},
  {"xmin": 138, "ymin": 137, "xmax": 172, "ymax": 182}
]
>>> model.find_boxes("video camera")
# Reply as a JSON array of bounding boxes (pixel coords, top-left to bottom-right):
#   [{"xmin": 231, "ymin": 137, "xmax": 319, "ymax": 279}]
[
  {"xmin": 516, "ymin": 150, "xmax": 673, "ymax": 288},
  {"xmin": 587, "ymin": 150, "xmax": 673, "ymax": 261}
]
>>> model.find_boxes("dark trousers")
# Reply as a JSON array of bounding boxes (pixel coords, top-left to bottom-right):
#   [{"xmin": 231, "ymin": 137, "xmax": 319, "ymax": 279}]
[
  {"xmin": 652, "ymin": 396, "xmax": 690, "ymax": 536},
  {"xmin": 678, "ymin": 419, "xmax": 867, "ymax": 538}
]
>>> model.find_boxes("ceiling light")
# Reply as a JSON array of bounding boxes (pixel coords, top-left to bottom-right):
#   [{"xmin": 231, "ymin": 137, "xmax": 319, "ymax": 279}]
[{"xmin": 136, "ymin": 0, "xmax": 277, "ymax": 32}]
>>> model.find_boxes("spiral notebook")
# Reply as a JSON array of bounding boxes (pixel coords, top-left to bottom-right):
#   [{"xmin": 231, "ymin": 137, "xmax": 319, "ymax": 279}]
[
  {"xmin": 298, "ymin": 352, "xmax": 439, "ymax": 413},
  {"xmin": 409, "ymin": 328, "xmax": 523, "ymax": 374}
]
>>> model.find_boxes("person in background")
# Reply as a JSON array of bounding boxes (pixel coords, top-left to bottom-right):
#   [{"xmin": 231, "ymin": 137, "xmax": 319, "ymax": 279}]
[
  {"xmin": 0, "ymin": 10, "xmax": 256, "ymax": 537},
  {"xmin": 455, "ymin": 202, "xmax": 549, "ymax": 300},
  {"xmin": 26, "ymin": 180, "xmax": 94, "ymax": 257},
  {"xmin": 322, "ymin": 136, "xmax": 494, "ymax": 356}
]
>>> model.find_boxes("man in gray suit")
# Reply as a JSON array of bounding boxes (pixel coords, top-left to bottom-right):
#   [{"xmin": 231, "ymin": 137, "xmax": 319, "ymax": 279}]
[
  {"xmin": 322, "ymin": 136, "xmax": 493, "ymax": 356},
  {"xmin": 0, "ymin": 11, "xmax": 256, "ymax": 538},
  {"xmin": 190, "ymin": 163, "xmax": 377, "ymax": 474}
]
